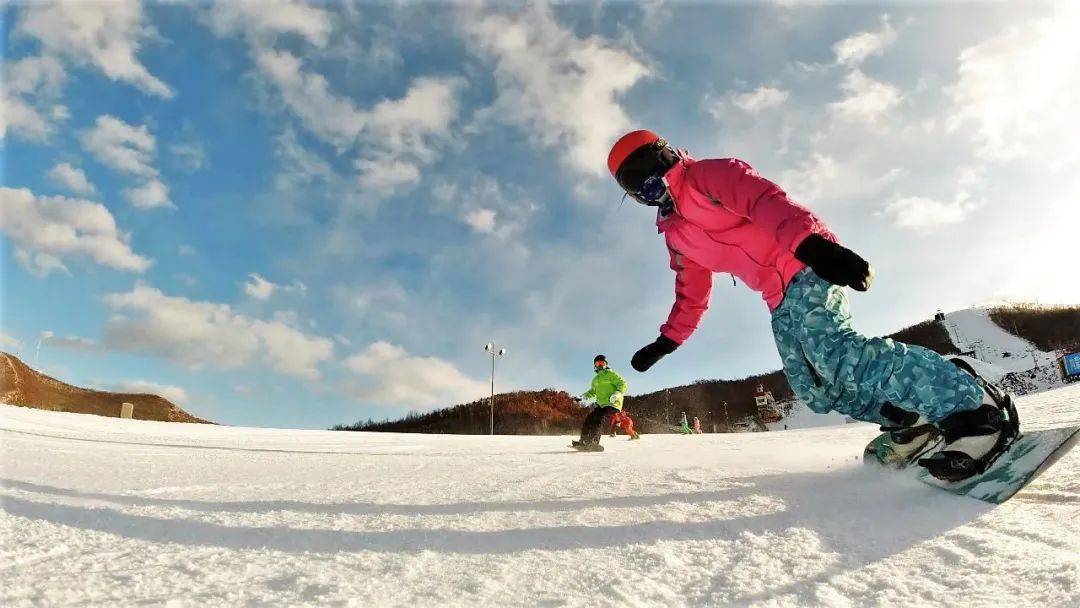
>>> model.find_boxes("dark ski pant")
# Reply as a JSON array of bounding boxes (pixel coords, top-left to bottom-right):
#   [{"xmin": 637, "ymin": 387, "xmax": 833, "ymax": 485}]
[
  {"xmin": 771, "ymin": 268, "xmax": 982, "ymax": 425},
  {"xmin": 580, "ymin": 406, "xmax": 618, "ymax": 444}
]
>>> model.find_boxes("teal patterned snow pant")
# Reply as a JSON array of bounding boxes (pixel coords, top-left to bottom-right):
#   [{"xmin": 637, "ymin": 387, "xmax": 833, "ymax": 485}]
[{"xmin": 771, "ymin": 268, "xmax": 981, "ymax": 425}]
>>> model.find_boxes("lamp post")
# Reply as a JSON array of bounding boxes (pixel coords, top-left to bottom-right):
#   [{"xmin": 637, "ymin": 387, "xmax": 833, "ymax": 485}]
[{"xmin": 484, "ymin": 343, "xmax": 506, "ymax": 435}]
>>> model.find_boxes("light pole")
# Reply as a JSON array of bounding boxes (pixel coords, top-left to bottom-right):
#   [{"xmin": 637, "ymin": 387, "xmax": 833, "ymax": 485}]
[{"xmin": 484, "ymin": 343, "xmax": 506, "ymax": 435}]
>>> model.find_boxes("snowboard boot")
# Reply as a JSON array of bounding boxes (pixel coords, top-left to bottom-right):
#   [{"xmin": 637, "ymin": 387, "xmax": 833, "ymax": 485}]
[
  {"xmin": 864, "ymin": 403, "xmax": 941, "ymax": 468},
  {"xmin": 571, "ymin": 440, "xmax": 605, "ymax": 452},
  {"xmin": 918, "ymin": 358, "xmax": 1020, "ymax": 482},
  {"xmin": 628, "ymin": 433, "xmax": 640, "ymax": 441}
]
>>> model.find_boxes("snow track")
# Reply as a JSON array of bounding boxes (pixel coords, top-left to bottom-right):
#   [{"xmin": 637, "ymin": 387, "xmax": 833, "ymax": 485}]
[{"xmin": 2, "ymin": 386, "xmax": 1079, "ymax": 607}]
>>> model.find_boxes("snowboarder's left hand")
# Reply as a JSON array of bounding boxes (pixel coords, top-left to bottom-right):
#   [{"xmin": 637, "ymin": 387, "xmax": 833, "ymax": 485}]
[
  {"xmin": 794, "ymin": 234, "xmax": 874, "ymax": 291},
  {"xmin": 631, "ymin": 335, "xmax": 679, "ymax": 372}
]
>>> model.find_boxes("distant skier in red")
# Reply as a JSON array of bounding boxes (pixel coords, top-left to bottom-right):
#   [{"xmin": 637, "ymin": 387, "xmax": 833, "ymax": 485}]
[
  {"xmin": 610, "ymin": 410, "xmax": 641, "ymax": 440},
  {"xmin": 606, "ymin": 129, "xmax": 1019, "ymax": 481}
]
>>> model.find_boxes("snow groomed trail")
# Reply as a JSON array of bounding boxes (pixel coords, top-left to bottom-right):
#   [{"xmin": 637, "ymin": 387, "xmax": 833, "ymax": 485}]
[{"xmin": 2, "ymin": 386, "xmax": 1079, "ymax": 607}]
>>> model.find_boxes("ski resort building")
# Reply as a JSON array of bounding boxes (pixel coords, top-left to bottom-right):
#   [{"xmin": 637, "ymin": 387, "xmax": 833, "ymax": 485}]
[{"xmin": 754, "ymin": 384, "xmax": 783, "ymax": 423}]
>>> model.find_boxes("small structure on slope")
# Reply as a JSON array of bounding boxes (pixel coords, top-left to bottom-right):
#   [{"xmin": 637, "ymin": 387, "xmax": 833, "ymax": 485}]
[{"xmin": 755, "ymin": 384, "xmax": 783, "ymax": 423}]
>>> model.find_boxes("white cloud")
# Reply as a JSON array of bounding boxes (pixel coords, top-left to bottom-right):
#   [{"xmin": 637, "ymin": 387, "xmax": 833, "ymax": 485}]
[
  {"xmin": 355, "ymin": 77, "xmax": 464, "ymax": 192},
  {"xmin": 112, "ymin": 380, "xmax": 189, "ymax": 404},
  {"xmin": 244, "ymin": 273, "xmax": 307, "ymax": 300},
  {"xmin": 0, "ymin": 187, "xmax": 152, "ymax": 276},
  {"xmin": 81, "ymin": 115, "xmax": 171, "ymax": 208},
  {"xmin": 433, "ymin": 174, "xmax": 535, "ymax": 241},
  {"xmin": 779, "ymin": 153, "xmax": 904, "ymax": 205},
  {"xmin": 102, "ymin": 284, "xmax": 333, "ymax": 380},
  {"xmin": 213, "ymin": 3, "xmax": 462, "ymax": 199},
  {"xmin": 1, "ymin": 55, "xmax": 68, "ymax": 140},
  {"xmin": 17, "ymin": 1, "xmax": 173, "ymax": 98},
  {"xmin": 829, "ymin": 69, "xmax": 901, "ymax": 124},
  {"xmin": 170, "ymin": 141, "xmax": 207, "ymax": 172},
  {"xmin": 254, "ymin": 48, "xmax": 367, "ymax": 149},
  {"xmin": 948, "ymin": 4, "xmax": 1080, "ymax": 163},
  {"xmin": 882, "ymin": 195, "xmax": 979, "ymax": 232},
  {"xmin": 245, "ymin": 273, "xmax": 278, "ymax": 300},
  {"xmin": 81, "ymin": 115, "xmax": 157, "ymax": 176},
  {"xmin": 354, "ymin": 158, "xmax": 422, "ymax": 192},
  {"xmin": 47, "ymin": 162, "xmax": 96, "ymax": 196},
  {"xmin": 345, "ymin": 342, "xmax": 488, "ymax": 408},
  {"xmin": 460, "ymin": 4, "xmax": 650, "ymax": 176},
  {"xmin": 730, "ymin": 86, "xmax": 790, "ymax": 114},
  {"xmin": 233, "ymin": 384, "xmax": 253, "ymax": 395},
  {"xmin": 124, "ymin": 178, "xmax": 170, "ymax": 209},
  {"xmin": 255, "ymin": 47, "xmax": 462, "ymax": 192},
  {"xmin": 0, "ymin": 332, "xmax": 23, "ymax": 351},
  {"xmin": 464, "ymin": 209, "xmax": 497, "ymax": 234},
  {"xmin": 833, "ymin": 17, "xmax": 898, "ymax": 66},
  {"xmin": 40, "ymin": 332, "xmax": 97, "ymax": 350},
  {"xmin": 206, "ymin": 0, "xmax": 332, "ymax": 48}
]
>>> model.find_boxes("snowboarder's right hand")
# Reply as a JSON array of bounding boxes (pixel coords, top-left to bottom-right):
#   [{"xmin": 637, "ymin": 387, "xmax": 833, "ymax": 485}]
[
  {"xmin": 631, "ymin": 335, "xmax": 679, "ymax": 372},
  {"xmin": 794, "ymin": 234, "xmax": 874, "ymax": 291}
]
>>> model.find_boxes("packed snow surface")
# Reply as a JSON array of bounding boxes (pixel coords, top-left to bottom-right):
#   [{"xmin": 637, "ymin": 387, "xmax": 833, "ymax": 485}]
[{"xmin": 3, "ymin": 385, "xmax": 1080, "ymax": 607}]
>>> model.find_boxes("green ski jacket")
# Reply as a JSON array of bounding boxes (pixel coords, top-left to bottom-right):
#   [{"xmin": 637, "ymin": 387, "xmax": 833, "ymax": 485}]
[{"xmin": 583, "ymin": 369, "xmax": 628, "ymax": 410}]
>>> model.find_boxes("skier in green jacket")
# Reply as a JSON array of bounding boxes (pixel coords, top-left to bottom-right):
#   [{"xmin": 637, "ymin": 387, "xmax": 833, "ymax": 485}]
[{"xmin": 572, "ymin": 355, "xmax": 628, "ymax": 451}]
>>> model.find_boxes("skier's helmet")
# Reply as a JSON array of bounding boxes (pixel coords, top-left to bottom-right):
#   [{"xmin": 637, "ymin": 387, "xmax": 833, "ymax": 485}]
[{"xmin": 607, "ymin": 130, "xmax": 678, "ymax": 205}]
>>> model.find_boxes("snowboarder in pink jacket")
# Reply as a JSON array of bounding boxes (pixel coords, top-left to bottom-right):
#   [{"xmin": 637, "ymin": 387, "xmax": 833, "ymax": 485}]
[{"xmin": 607, "ymin": 130, "xmax": 1018, "ymax": 481}]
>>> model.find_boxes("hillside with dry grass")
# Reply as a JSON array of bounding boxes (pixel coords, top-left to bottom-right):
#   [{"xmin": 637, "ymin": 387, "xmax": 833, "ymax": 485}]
[
  {"xmin": 0, "ymin": 352, "xmax": 211, "ymax": 423},
  {"xmin": 989, "ymin": 303, "xmax": 1080, "ymax": 352}
]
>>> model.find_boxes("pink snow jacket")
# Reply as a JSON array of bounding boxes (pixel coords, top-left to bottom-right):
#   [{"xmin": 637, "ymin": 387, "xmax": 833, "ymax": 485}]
[{"xmin": 657, "ymin": 157, "xmax": 836, "ymax": 345}]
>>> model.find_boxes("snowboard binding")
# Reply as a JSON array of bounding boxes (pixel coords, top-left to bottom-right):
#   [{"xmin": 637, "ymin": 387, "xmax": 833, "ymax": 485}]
[
  {"xmin": 917, "ymin": 358, "xmax": 1021, "ymax": 482},
  {"xmin": 864, "ymin": 404, "xmax": 943, "ymax": 468}
]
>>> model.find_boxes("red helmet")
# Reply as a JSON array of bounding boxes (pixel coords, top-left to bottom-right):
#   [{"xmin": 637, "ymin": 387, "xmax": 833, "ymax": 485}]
[{"xmin": 607, "ymin": 130, "xmax": 663, "ymax": 177}]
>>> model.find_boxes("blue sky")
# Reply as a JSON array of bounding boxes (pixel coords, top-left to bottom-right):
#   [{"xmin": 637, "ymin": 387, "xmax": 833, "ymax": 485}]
[{"xmin": 3, "ymin": 1, "xmax": 1078, "ymax": 429}]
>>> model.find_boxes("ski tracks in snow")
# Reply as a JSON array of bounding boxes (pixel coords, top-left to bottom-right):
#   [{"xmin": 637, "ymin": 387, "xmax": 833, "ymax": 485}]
[{"xmin": 2, "ymin": 386, "xmax": 1079, "ymax": 606}]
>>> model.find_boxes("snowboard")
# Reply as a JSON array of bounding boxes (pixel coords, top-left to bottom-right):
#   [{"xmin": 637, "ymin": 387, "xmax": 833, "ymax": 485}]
[
  {"xmin": 570, "ymin": 440, "xmax": 605, "ymax": 452},
  {"xmin": 866, "ymin": 425, "xmax": 1080, "ymax": 504},
  {"xmin": 916, "ymin": 425, "xmax": 1080, "ymax": 503}
]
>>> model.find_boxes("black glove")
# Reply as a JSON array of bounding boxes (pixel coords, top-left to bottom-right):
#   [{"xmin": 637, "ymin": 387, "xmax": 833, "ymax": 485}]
[
  {"xmin": 631, "ymin": 335, "xmax": 679, "ymax": 372},
  {"xmin": 794, "ymin": 234, "xmax": 874, "ymax": 291}
]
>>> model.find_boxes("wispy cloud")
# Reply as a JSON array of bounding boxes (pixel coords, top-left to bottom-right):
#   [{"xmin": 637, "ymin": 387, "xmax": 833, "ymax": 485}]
[
  {"xmin": 1, "ymin": 55, "xmax": 68, "ymax": 141},
  {"xmin": 244, "ymin": 273, "xmax": 307, "ymax": 301},
  {"xmin": 460, "ymin": 4, "xmax": 650, "ymax": 177},
  {"xmin": 17, "ymin": 1, "xmax": 173, "ymax": 98},
  {"xmin": 882, "ymin": 195, "xmax": 979, "ymax": 232},
  {"xmin": 832, "ymin": 16, "xmax": 898, "ymax": 66},
  {"xmin": 47, "ymin": 162, "xmax": 96, "ymax": 196},
  {"xmin": 111, "ymin": 380, "xmax": 189, "ymax": 404},
  {"xmin": 80, "ymin": 115, "xmax": 171, "ymax": 209}
]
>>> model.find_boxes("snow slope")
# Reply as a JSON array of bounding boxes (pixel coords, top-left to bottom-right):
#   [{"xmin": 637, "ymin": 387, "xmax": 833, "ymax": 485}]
[
  {"xmin": 3, "ymin": 386, "xmax": 1079, "ymax": 607},
  {"xmin": 765, "ymin": 400, "xmax": 853, "ymax": 432},
  {"xmin": 943, "ymin": 308, "xmax": 1057, "ymax": 372}
]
